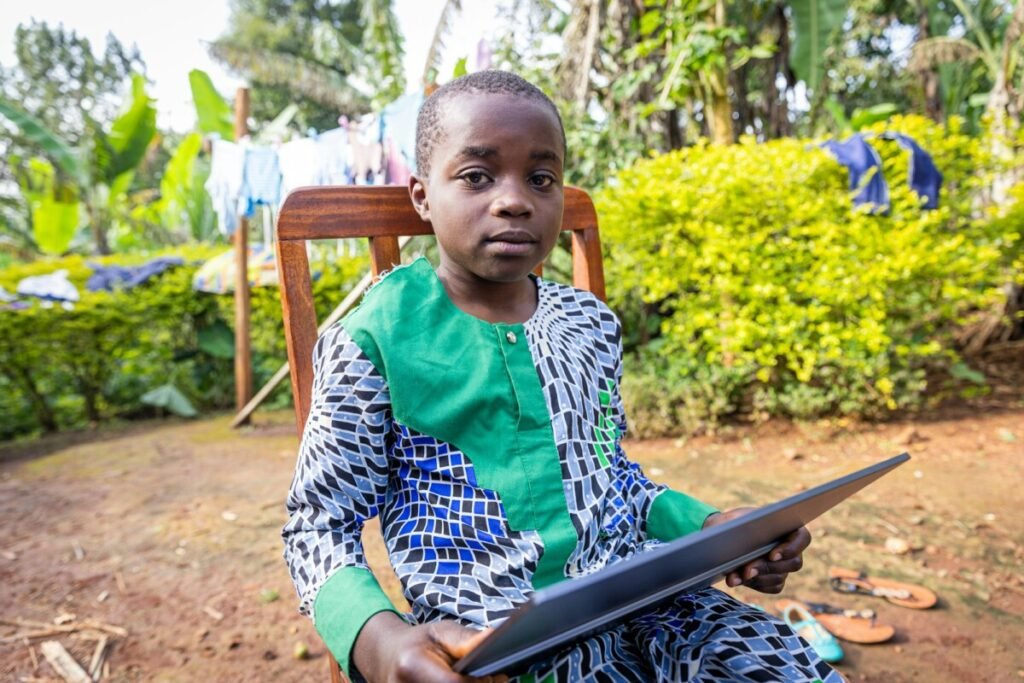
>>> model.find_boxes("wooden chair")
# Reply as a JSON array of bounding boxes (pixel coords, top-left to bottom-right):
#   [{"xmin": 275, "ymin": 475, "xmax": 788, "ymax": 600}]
[{"xmin": 276, "ymin": 185, "xmax": 606, "ymax": 682}]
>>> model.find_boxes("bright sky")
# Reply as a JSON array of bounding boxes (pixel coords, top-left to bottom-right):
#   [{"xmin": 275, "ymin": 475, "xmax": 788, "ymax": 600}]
[{"xmin": 0, "ymin": 0, "xmax": 500, "ymax": 132}]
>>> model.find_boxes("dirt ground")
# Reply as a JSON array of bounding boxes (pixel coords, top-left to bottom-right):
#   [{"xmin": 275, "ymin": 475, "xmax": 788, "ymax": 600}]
[{"xmin": 1, "ymin": 407, "xmax": 1022, "ymax": 683}]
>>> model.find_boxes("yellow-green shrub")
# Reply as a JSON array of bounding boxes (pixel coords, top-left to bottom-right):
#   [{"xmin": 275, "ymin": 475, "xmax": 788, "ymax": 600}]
[
  {"xmin": 599, "ymin": 116, "xmax": 1018, "ymax": 434},
  {"xmin": 0, "ymin": 246, "xmax": 365, "ymax": 439}
]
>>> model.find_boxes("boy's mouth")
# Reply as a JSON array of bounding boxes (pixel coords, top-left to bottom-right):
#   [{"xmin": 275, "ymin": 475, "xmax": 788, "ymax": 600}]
[
  {"xmin": 485, "ymin": 230, "xmax": 537, "ymax": 256},
  {"xmin": 487, "ymin": 230, "xmax": 536, "ymax": 244}
]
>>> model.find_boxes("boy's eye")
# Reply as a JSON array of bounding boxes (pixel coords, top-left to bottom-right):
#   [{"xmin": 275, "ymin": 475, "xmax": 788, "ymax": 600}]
[
  {"xmin": 460, "ymin": 171, "xmax": 490, "ymax": 186},
  {"xmin": 529, "ymin": 173, "xmax": 556, "ymax": 188}
]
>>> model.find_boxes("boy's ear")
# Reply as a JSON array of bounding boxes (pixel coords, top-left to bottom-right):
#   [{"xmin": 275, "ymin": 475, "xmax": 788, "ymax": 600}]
[{"xmin": 408, "ymin": 174, "xmax": 430, "ymax": 222}]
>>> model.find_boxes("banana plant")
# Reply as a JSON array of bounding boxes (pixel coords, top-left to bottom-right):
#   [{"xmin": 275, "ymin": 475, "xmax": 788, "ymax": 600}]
[
  {"xmin": 0, "ymin": 73, "xmax": 157, "ymax": 255},
  {"xmin": 789, "ymin": 0, "xmax": 846, "ymax": 93},
  {"xmin": 188, "ymin": 69, "xmax": 235, "ymax": 141}
]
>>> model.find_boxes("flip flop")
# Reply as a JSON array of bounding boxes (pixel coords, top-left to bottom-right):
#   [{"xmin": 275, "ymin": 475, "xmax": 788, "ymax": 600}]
[
  {"xmin": 828, "ymin": 566, "xmax": 937, "ymax": 609},
  {"xmin": 778, "ymin": 600, "xmax": 845, "ymax": 663},
  {"xmin": 776, "ymin": 599, "xmax": 895, "ymax": 644}
]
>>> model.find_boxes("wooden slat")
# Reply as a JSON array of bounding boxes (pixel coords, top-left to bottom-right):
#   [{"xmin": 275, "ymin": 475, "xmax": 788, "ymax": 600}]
[
  {"xmin": 369, "ymin": 235, "xmax": 402, "ymax": 277},
  {"xmin": 278, "ymin": 186, "xmax": 429, "ymax": 241},
  {"xmin": 572, "ymin": 227, "xmax": 606, "ymax": 302},
  {"xmin": 276, "ymin": 239, "xmax": 319, "ymax": 432},
  {"xmin": 277, "ymin": 186, "xmax": 598, "ymax": 241}
]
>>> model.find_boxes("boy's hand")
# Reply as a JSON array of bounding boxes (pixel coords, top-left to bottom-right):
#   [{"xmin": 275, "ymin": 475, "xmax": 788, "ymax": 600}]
[
  {"xmin": 702, "ymin": 507, "xmax": 811, "ymax": 594},
  {"xmin": 353, "ymin": 611, "xmax": 508, "ymax": 683}
]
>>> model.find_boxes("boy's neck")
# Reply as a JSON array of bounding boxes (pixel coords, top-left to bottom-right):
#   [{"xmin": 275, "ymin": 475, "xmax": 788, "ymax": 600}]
[{"xmin": 436, "ymin": 265, "xmax": 538, "ymax": 325}]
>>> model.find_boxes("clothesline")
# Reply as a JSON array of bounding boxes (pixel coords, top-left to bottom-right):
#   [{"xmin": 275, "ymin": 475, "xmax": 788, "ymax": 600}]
[{"xmin": 205, "ymin": 91, "xmax": 423, "ymax": 237}]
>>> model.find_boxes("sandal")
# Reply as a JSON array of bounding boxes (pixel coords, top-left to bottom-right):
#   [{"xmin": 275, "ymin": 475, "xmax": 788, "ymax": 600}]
[
  {"xmin": 828, "ymin": 566, "xmax": 937, "ymax": 609},
  {"xmin": 777, "ymin": 599, "xmax": 895, "ymax": 644},
  {"xmin": 778, "ymin": 600, "xmax": 845, "ymax": 663}
]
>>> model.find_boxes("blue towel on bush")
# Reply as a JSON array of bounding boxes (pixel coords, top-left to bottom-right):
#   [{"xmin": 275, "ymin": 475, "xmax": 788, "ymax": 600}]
[
  {"xmin": 821, "ymin": 134, "xmax": 890, "ymax": 214},
  {"xmin": 822, "ymin": 133, "xmax": 942, "ymax": 213},
  {"xmin": 883, "ymin": 132, "xmax": 942, "ymax": 209},
  {"xmin": 86, "ymin": 257, "xmax": 184, "ymax": 292}
]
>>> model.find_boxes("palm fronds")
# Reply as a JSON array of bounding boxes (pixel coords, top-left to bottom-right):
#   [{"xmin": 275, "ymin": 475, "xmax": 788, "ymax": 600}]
[
  {"xmin": 208, "ymin": 41, "xmax": 371, "ymax": 114},
  {"xmin": 421, "ymin": 0, "xmax": 463, "ymax": 87},
  {"xmin": 908, "ymin": 36, "xmax": 983, "ymax": 72}
]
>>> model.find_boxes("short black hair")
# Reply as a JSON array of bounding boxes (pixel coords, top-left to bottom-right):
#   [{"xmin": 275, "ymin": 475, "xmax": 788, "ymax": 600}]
[{"xmin": 415, "ymin": 70, "xmax": 566, "ymax": 177}]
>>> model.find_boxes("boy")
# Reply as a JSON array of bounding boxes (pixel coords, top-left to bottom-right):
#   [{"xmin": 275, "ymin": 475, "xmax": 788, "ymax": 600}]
[{"xmin": 284, "ymin": 70, "xmax": 841, "ymax": 682}]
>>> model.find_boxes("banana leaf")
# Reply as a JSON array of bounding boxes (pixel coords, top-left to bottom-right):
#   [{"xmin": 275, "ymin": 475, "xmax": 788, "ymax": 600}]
[
  {"xmin": 198, "ymin": 319, "xmax": 235, "ymax": 359},
  {"xmin": 141, "ymin": 383, "xmax": 199, "ymax": 418},
  {"xmin": 105, "ymin": 74, "xmax": 158, "ymax": 181},
  {"xmin": 17, "ymin": 157, "xmax": 81, "ymax": 255},
  {"xmin": 0, "ymin": 98, "xmax": 85, "ymax": 185},
  {"xmin": 31, "ymin": 194, "xmax": 80, "ymax": 256},
  {"xmin": 850, "ymin": 103, "xmax": 898, "ymax": 131},
  {"xmin": 789, "ymin": 0, "xmax": 846, "ymax": 92},
  {"xmin": 189, "ymin": 69, "xmax": 234, "ymax": 140}
]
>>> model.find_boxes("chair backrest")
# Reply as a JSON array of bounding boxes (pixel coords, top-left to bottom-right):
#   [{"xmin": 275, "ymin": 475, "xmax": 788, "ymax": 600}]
[
  {"xmin": 276, "ymin": 185, "xmax": 605, "ymax": 433},
  {"xmin": 275, "ymin": 185, "xmax": 604, "ymax": 683}
]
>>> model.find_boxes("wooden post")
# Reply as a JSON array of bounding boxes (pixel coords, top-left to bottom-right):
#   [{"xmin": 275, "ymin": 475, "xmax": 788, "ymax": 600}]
[{"xmin": 233, "ymin": 87, "xmax": 253, "ymax": 417}]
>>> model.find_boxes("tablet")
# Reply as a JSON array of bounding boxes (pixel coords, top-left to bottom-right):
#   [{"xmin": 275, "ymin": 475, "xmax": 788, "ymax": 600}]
[{"xmin": 454, "ymin": 452, "xmax": 910, "ymax": 677}]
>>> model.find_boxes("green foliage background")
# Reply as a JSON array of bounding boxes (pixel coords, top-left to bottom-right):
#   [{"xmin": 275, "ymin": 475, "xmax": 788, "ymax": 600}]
[
  {"xmin": 0, "ymin": 246, "xmax": 364, "ymax": 439},
  {"xmin": 600, "ymin": 116, "xmax": 1022, "ymax": 435}
]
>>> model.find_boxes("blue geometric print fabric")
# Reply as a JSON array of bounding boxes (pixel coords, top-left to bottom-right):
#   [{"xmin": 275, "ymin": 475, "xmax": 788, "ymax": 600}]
[
  {"xmin": 283, "ymin": 323, "xmax": 540, "ymax": 627},
  {"xmin": 515, "ymin": 588, "xmax": 842, "ymax": 682},
  {"xmin": 523, "ymin": 280, "xmax": 667, "ymax": 579}
]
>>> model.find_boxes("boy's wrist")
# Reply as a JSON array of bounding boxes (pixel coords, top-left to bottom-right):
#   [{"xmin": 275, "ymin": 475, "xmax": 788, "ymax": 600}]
[{"xmin": 352, "ymin": 610, "xmax": 411, "ymax": 682}]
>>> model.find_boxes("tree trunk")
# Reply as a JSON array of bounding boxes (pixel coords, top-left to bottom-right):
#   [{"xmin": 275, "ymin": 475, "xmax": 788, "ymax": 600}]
[
  {"xmin": 705, "ymin": 0, "xmax": 734, "ymax": 144},
  {"xmin": 768, "ymin": 3, "xmax": 794, "ymax": 138},
  {"xmin": 986, "ymin": 1, "xmax": 1024, "ymax": 205},
  {"xmin": 917, "ymin": 9, "xmax": 943, "ymax": 122},
  {"xmin": 1, "ymin": 362, "xmax": 59, "ymax": 433},
  {"xmin": 87, "ymin": 200, "xmax": 111, "ymax": 255},
  {"xmin": 666, "ymin": 107, "xmax": 683, "ymax": 150}
]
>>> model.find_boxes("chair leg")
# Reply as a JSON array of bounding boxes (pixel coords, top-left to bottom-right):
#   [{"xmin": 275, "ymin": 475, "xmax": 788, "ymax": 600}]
[{"xmin": 329, "ymin": 653, "xmax": 346, "ymax": 683}]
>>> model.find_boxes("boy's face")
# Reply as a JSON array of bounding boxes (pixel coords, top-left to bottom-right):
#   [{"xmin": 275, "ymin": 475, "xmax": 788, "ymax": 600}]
[{"xmin": 409, "ymin": 93, "xmax": 564, "ymax": 285}]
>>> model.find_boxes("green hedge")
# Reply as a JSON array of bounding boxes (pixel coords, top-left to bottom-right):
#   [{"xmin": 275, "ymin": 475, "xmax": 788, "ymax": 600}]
[
  {"xmin": 0, "ymin": 246, "xmax": 365, "ymax": 440},
  {"xmin": 599, "ymin": 116, "xmax": 1022, "ymax": 435}
]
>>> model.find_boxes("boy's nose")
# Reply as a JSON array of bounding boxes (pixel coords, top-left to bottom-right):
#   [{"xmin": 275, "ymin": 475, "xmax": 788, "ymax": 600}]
[{"xmin": 491, "ymin": 184, "xmax": 533, "ymax": 218}]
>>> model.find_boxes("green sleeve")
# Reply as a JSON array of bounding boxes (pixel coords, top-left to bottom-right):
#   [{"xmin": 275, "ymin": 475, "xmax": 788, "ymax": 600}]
[
  {"xmin": 313, "ymin": 566, "xmax": 401, "ymax": 678},
  {"xmin": 646, "ymin": 489, "xmax": 719, "ymax": 542}
]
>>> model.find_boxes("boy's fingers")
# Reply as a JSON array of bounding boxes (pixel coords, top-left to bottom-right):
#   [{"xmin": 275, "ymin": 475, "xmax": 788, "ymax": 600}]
[
  {"xmin": 749, "ymin": 575, "xmax": 787, "ymax": 593},
  {"xmin": 743, "ymin": 559, "xmax": 768, "ymax": 582},
  {"xmin": 764, "ymin": 554, "xmax": 803, "ymax": 576},
  {"xmin": 434, "ymin": 625, "xmax": 494, "ymax": 660},
  {"xmin": 768, "ymin": 527, "xmax": 812, "ymax": 562}
]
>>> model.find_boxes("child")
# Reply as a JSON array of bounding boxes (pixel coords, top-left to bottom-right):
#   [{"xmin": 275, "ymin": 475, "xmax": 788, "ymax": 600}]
[{"xmin": 284, "ymin": 70, "xmax": 842, "ymax": 683}]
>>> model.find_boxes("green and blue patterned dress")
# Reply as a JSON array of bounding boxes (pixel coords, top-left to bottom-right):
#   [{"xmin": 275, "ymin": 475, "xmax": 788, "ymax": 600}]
[{"xmin": 284, "ymin": 257, "xmax": 840, "ymax": 683}]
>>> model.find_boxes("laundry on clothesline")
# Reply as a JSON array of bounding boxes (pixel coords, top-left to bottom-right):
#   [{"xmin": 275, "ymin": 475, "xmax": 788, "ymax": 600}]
[
  {"xmin": 202, "ymin": 91, "xmax": 424, "ymax": 237},
  {"xmin": 821, "ymin": 133, "xmax": 942, "ymax": 214},
  {"xmin": 317, "ymin": 127, "xmax": 352, "ymax": 185},
  {"xmin": 241, "ymin": 147, "xmax": 282, "ymax": 216},
  {"xmin": 205, "ymin": 139, "xmax": 247, "ymax": 237},
  {"xmin": 382, "ymin": 92, "xmax": 423, "ymax": 185}
]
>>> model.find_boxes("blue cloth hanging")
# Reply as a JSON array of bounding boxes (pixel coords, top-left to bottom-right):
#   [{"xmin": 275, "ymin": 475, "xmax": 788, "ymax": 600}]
[
  {"xmin": 240, "ymin": 147, "xmax": 282, "ymax": 216},
  {"xmin": 882, "ymin": 132, "xmax": 942, "ymax": 209},
  {"xmin": 821, "ymin": 134, "xmax": 890, "ymax": 214}
]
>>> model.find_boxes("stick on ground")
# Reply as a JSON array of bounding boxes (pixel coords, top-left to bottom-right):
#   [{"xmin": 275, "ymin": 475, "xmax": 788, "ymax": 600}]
[
  {"xmin": 88, "ymin": 635, "xmax": 108, "ymax": 680},
  {"xmin": 39, "ymin": 640, "xmax": 92, "ymax": 683}
]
